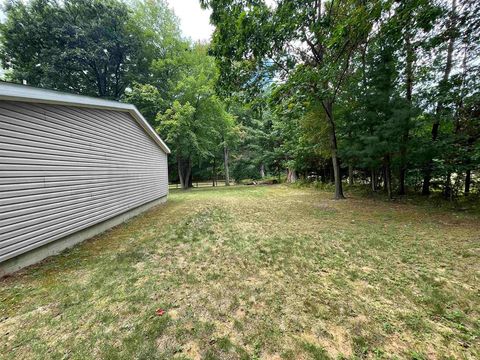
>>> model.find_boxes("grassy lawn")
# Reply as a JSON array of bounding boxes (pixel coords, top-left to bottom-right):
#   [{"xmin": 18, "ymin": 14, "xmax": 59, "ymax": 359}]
[{"xmin": 1, "ymin": 185, "xmax": 479, "ymax": 359}]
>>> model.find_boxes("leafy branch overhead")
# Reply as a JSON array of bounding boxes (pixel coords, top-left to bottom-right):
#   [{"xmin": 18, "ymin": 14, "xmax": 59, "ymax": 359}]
[{"xmin": 201, "ymin": 0, "xmax": 479, "ymax": 198}]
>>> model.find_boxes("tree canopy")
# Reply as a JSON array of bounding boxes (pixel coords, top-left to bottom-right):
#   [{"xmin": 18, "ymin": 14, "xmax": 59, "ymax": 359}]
[
  {"xmin": 201, "ymin": 0, "xmax": 480, "ymax": 198},
  {"xmin": 1, "ymin": 0, "xmax": 147, "ymax": 98}
]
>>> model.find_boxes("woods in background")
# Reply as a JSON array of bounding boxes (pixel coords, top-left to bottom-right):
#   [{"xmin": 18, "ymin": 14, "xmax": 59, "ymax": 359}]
[
  {"xmin": 1, "ymin": 0, "xmax": 479, "ymax": 198},
  {"xmin": 0, "ymin": 0, "xmax": 237, "ymax": 189},
  {"xmin": 200, "ymin": 0, "xmax": 479, "ymax": 199}
]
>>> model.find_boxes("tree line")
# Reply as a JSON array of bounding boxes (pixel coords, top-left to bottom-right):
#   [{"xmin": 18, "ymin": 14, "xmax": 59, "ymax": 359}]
[
  {"xmin": 1, "ymin": 0, "xmax": 479, "ymax": 198},
  {"xmin": 200, "ymin": 0, "xmax": 480, "ymax": 199}
]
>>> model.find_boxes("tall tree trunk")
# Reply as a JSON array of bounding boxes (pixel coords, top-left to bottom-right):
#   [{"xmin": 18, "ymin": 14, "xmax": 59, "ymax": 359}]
[
  {"xmin": 188, "ymin": 168, "xmax": 193, "ymax": 188},
  {"xmin": 223, "ymin": 145, "xmax": 230, "ymax": 186},
  {"xmin": 186, "ymin": 159, "xmax": 192, "ymax": 189},
  {"xmin": 371, "ymin": 168, "xmax": 377, "ymax": 192},
  {"xmin": 178, "ymin": 155, "xmax": 185, "ymax": 189},
  {"xmin": 384, "ymin": 156, "xmax": 392, "ymax": 199},
  {"xmin": 421, "ymin": 169, "xmax": 432, "ymax": 196},
  {"xmin": 399, "ymin": 27, "xmax": 414, "ymax": 195},
  {"xmin": 422, "ymin": 0, "xmax": 457, "ymax": 195},
  {"xmin": 323, "ymin": 100, "xmax": 344, "ymax": 199},
  {"xmin": 178, "ymin": 155, "xmax": 192, "ymax": 190},
  {"xmin": 260, "ymin": 164, "xmax": 265, "ymax": 179},
  {"xmin": 212, "ymin": 157, "xmax": 216, "ymax": 187},
  {"xmin": 348, "ymin": 164, "xmax": 354, "ymax": 186},
  {"xmin": 321, "ymin": 165, "xmax": 326, "ymax": 183},
  {"xmin": 444, "ymin": 172, "xmax": 452, "ymax": 200},
  {"xmin": 398, "ymin": 167, "xmax": 407, "ymax": 195},
  {"xmin": 329, "ymin": 161, "xmax": 335, "ymax": 183},
  {"xmin": 287, "ymin": 168, "xmax": 297, "ymax": 183},
  {"xmin": 464, "ymin": 170, "xmax": 471, "ymax": 195}
]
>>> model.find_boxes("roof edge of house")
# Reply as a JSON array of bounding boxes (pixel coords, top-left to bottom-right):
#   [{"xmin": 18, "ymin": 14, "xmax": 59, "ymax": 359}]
[{"xmin": 0, "ymin": 82, "xmax": 171, "ymax": 154}]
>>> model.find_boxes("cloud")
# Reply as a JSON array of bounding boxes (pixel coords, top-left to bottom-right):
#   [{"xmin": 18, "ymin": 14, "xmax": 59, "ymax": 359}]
[{"xmin": 166, "ymin": 0, "xmax": 214, "ymax": 42}]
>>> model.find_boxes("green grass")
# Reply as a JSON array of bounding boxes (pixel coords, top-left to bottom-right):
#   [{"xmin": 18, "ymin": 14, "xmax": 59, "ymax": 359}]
[{"xmin": 1, "ymin": 185, "xmax": 479, "ymax": 359}]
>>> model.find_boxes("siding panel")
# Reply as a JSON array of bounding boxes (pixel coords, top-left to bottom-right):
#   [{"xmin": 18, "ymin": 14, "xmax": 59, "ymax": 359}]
[{"xmin": 0, "ymin": 100, "xmax": 168, "ymax": 263}]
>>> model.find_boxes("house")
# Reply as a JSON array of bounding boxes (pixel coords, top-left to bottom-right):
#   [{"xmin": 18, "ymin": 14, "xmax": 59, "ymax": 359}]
[{"xmin": 0, "ymin": 82, "xmax": 170, "ymax": 275}]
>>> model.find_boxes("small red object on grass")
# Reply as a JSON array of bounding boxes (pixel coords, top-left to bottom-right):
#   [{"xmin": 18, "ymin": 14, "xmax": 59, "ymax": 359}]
[{"xmin": 155, "ymin": 308, "xmax": 165, "ymax": 316}]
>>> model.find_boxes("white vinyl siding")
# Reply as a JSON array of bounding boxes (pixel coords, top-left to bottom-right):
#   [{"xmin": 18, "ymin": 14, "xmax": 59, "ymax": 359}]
[{"xmin": 0, "ymin": 100, "xmax": 168, "ymax": 262}]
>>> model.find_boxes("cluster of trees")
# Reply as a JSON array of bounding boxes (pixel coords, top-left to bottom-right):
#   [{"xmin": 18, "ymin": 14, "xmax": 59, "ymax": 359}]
[
  {"xmin": 201, "ymin": 0, "xmax": 480, "ymax": 199},
  {"xmin": 2, "ymin": 0, "xmax": 479, "ymax": 198},
  {"xmin": 0, "ymin": 0, "xmax": 236, "ymax": 189}
]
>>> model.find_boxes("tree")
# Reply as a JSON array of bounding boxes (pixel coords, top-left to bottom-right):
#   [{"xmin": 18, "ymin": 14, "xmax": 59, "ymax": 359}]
[
  {"xmin": 129, "ymin": 0, "xmax": 181, "ymax": 62},
  {"xmin": 156, "ymin": 45, "xmax": 234, "ymax": 189},
  {"xmin": 201, "ymin": 0, "xmax": 385, "ymax": 199},
  {"xmin": 123, "ymin": 83, "xmax": 164, "ymax": 124},
  {"xmin": 219, "ymin": 109, "xmax": 238, "ymax": 186},
  {"xmin": 227, "ymin": 96, "xmax": 273, "ymax": 181},
  {"xmin": 394, "ymin": 0, "xmax": 442, "ymax": 195},
  {"xmin": 127, "ymin": 0, "xmax": 189, "ymax": 103},
  {"xmin": 0, "ymin": 0, "xmax": 145, "ymax": 99},
  {"xmin": 422, "ymin": 0, "xmax": 458, "ymax": 195}
]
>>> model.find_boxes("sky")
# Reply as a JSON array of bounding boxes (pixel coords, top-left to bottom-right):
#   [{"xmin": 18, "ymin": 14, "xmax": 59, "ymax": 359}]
[{"xmin": 166, "ymin": 0, "xmax": 214, "ymax": 42}]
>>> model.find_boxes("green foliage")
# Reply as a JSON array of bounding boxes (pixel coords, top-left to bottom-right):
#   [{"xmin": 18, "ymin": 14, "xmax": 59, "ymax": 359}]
[
  {"xmin": 158, "ymin": 100, "xmax": 198, "ymax": 157},
  {"xmin": 155, "ymin": 44, "xmax": 236, "ymax": 186},
  {"xmin": 202, "ymin": 0, "xmax": 480, "ymax": 196},
  {"xmin": 123, "ymin": 83, "xmax": 164, "ymax": 124},
  {"xmin": 1, "ymin": 0, "xmax": 478, "ymax": 195},
  {"xmin": 0, "ymin": 0, "xmax": 145, "ymax": 98},
  {"xmin": 128, "ymin": 0, "xmax": 181, "ymax": 62}
]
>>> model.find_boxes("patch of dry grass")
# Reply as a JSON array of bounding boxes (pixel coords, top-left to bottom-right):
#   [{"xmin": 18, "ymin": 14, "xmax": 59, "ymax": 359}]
[{"xmin": 1, "ymin": 185, "xmax": 479, "ymax": 359}]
